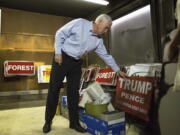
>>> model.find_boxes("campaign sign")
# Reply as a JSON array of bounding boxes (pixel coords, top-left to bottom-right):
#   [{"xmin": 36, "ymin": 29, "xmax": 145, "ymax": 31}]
[
  {"xmin": 95, "ymin": 68, "xmax": 116, "ymax": 86},
  {"xmin": 4, "ymin": 61, "xmax": 35, "ymax": 77},
  {"xmin": 114, "ymin": 76, "xmax": 159, "ymax": 121},
  {"xmin": 37, "ymin": 65, "xmax": 51, "ymax": 83},
  {"xmin": 37, "ymin": 65, "xmax": 67, "ymax": 83}
]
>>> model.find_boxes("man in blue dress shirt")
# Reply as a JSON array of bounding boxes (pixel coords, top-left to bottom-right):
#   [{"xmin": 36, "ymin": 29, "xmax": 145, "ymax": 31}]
[{"xmin": 43, "ymin": 14, "xmax": 126, "ymax": 133}]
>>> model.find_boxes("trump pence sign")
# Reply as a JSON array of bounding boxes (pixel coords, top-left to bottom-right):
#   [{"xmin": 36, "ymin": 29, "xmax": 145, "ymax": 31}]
[{"xmin": 114, "ymin": 76, "xmax": 159, "ymax": 121}]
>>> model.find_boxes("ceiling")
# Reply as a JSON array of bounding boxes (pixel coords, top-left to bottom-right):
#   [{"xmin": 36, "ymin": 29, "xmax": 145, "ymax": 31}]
[{"xmin": 0, "ymin": 0, "xmax": 118, "ymax": 18}]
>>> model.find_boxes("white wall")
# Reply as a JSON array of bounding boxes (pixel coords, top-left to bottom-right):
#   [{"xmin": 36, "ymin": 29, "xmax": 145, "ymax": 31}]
[{"xmin": 111, "ymin": 5, "xmax": 155, "ymax": 65}]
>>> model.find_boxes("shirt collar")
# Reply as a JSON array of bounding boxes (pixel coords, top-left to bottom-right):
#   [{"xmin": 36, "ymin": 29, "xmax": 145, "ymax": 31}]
[{"xmin": 89, "ymin": 21, "xmax": 101, "ymax": 38}]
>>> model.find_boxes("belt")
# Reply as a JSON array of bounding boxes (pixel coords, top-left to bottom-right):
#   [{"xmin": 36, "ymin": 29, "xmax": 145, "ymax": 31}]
[{"xmin": 62, "ymin": 50, "xmax": 80, "ymax": 61}]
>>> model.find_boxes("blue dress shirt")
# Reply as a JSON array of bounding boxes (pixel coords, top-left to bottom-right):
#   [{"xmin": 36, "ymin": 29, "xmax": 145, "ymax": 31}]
[{"xmin": 54, "ymin": 18, "xmax": 120, "ymax": 72}]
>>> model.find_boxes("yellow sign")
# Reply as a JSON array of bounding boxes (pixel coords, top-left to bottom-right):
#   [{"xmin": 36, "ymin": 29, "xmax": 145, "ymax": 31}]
[{"xmin": 37, "ymin": 65, "xmax": 51, "ymax": 83}]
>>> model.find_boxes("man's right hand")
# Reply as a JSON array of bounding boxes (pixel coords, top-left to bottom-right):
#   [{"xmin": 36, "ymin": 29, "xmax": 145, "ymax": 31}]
[
  {"xmin": 54, "ymin": 54, "xmax": 62, "ymax": 65},
  {"xmin": 116, "ymin": 71, "xmax": 128, "ymax": 78}
]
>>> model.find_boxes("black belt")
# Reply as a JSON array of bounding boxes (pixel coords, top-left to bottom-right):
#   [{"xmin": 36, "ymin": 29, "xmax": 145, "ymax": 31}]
[{"xmin": 62, "ymin": 50, "xmax": 80, "ymax": 61}]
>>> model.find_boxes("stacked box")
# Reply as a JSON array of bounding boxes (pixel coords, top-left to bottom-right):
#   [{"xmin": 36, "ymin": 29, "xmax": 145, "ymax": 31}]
[
  {"xmin": 60, "ymin": 104, "xmax": 69, "ymax": 119},
  {"xmin": 100, "ymin": 111, "xmax": 125, "ymax": 121},
  {"xmin": 62, "ymin": 96, "xmax": 68, "ymax": 105},
  {"xmin": 79, "ymin": 110, "xmax": 125, "ymax": 135},
  {"xmin": 56, "ymin": 104, "xmax": 61, "ymax": 115},
  {"xmin": 60, "ymin": 96, "xmax": 69, "ymax": 119}
]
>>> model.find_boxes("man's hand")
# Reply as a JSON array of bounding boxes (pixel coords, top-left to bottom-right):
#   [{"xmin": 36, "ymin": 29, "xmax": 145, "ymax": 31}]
[
  {"xmin": 116, "ymin": 71, "xmax": 128, "ymax": 78},
  {"xmin": 54, "ymin": 54, "xmax": 62, "ymax": 65}
]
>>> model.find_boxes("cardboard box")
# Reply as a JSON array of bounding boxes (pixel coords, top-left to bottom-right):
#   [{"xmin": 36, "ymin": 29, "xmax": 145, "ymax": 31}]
[
  {"xmin": 100, "ymin": 111, "xmax": 125, "ymax": 121},
  {"xmin": 79, "ymin": 110, "xmax": 125, "ymax": 135},
  {"xmin": 60, "ymin": 104, "xmax": 69, "ymax": 119},
  {"xmin": 85, "ymin": 103, "xmax": 108, "ymax": 119},
  {"xmin": 62, "ymin": 96, "xmax": 68, "ymax": 105},
  {"xmin": 56, "ymin": 104, "xmax": 60, "ymax": 115}
]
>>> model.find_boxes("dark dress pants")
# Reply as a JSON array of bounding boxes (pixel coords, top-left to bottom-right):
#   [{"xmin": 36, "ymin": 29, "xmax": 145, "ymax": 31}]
[{"xmin": 45, "ymin": 51, "xmax": 82, "ymax": 126}]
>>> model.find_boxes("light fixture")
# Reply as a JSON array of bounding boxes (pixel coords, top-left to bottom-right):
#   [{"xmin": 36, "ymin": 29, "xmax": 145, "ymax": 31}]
[{"xmin": 83, "ymin": 0, "xmax": 109, "ymax": 6}]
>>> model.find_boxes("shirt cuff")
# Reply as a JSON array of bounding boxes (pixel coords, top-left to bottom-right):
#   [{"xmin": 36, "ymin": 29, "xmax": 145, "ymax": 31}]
[
  {"xmin": 113, "ymin": 66, "xmax": 120, "ymax": 73},
  {"xmin": 55, "ymin": 49, "xmax": 62, "ymax": 54}
]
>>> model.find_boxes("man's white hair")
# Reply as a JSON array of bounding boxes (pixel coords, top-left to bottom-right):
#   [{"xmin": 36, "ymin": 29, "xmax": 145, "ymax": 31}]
[{"xmin": 95, "ymin": 14, "xmax": 112, "ymax": 24}]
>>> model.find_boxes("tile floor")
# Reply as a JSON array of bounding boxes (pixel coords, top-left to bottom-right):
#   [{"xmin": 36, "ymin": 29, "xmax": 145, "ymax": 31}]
[{"xmin": 0, "ymin": 106, "xmax": 88, "ymax": 135}]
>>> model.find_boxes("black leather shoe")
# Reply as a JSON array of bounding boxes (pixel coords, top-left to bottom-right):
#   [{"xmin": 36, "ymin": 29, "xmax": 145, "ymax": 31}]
[
  {"xmin": 43, "ymin": 122, "xmax": 52, "ymax": 133},
  {"xmin": 70, "ymin": 124, "xmax": 86, "ymax": 133}
]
